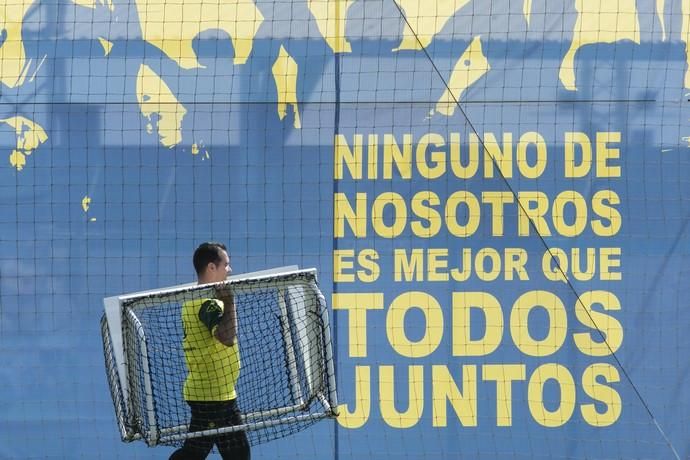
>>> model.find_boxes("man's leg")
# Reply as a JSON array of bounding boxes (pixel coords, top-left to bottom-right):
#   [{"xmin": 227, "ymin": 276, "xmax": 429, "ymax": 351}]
[
  {"xmin": 216, "ymin": 399, "xmax": 251, "ymax": 460},
  {"xmin": 169, "ymin": 402, "xmax": 215, "ymax": 460}
]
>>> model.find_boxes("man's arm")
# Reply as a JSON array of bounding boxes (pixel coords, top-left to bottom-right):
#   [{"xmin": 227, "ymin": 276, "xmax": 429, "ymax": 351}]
[{"xmin": 213, "ymin": 287, "xmax": 237, "ymax": 347}]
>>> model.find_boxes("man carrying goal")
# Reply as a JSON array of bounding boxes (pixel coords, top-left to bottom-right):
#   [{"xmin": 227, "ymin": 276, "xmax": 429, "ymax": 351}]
[{"xmin": 169, "ymin": 242, "xmax": 251, "ymax": 460}]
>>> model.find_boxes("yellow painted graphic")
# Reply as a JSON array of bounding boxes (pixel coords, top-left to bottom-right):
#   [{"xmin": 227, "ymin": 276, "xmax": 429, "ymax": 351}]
[
  {"xmin": 98, "ymin": 37, "xmax": 114, "ymax": 56},
  {"xmin": 134, "ymin": 0, "xmax": 264, "ymax": 69},
  {"xmin": 1, "ymin": 116, "xmax": 48, "ymax": 171},
  {"xmin": 657, "ymin": 0, "xmax": 666, "ymax": 40},
  {"xmin": 524, "ymin": 0, "xmax": 532, "ymax": 26},
  {"xmin": 72, "ymin": 0, "xmax": 114, "ymax": 10},
  {"xmin": 308, "ymin": 0, "xmax": 354, "ymax": 53},
  {"xmin": 393, "ymin": 0, "xmax": 471, "ymax": 51},
  {"xmin": 72, "ymin": 0, "xmax": 94, "ymax": 7},
  {"xmin": 82, "ymin": 196, "xmax": 97, "ymax": 221},
  {"xmin": 136, "ymin": 64, "xmax": 187, "ymax": 148},
  {"xmin": 434, "ymin": 36, "xmax": 490, "ymax": 117},
  {"xmin": 191, "ymin": 142, "xmax": 211, "ymax": 159},
  {"xmin": 272, "ymin": 45, "xmax": 301, "ymax": 129},
  {"xmin": 560, "ymin": 0, "xmax": 640, "ymax": 91},
  {"xmin": 0, "ymin": 0, "xmax": 36, "ymax": 88}
]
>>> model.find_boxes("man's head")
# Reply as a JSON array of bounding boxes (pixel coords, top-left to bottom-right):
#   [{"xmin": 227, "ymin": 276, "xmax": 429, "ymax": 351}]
[{"xmin": 193, "ymin": 242, "xmax": 231, "ymax": 283}]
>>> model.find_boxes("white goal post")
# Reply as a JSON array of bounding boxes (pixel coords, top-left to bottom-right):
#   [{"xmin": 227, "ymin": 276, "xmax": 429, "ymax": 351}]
[{"xmin": 100, "ymin": 267, "xmax": 338, "ymax": 446}]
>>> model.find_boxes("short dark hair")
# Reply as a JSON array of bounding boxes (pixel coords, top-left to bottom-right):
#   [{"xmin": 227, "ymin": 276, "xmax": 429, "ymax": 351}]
[{"xmin": 193, "ymin": 242, "xmax": 228, "ymax": 275}]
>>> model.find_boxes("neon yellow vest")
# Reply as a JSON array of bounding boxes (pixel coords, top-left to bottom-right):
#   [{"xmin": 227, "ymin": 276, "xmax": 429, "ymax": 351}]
[{"xmin": 181, "ymin": 298, "xmax": 240, "ymax": 401}]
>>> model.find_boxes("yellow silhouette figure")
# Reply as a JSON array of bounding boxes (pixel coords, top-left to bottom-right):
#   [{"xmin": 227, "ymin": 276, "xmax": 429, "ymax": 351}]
[
  {"xmin": 524, "ymin": 0, "xmax": 533, "ymax": 26},
  {"xmin": 1, "ymin": 116, "xmax": 48, "ymax": 171},
  {"xmin": 134, "ymin": 0, "xmax": 264, "ymax": 69},
  {"xmin": 435, "ymin": 36, "xmax": 490, "ymax": 116},
  {"xmin": 0, "ymin": 0, "xmax": 35, "ymax": 88},
  {"xmin": 272, "ymin": 46, "xmax": 301, "ymax": 129},
  {"xmin": 560, "ymin": 0, "xmax": 640, "ymax": 91},
  {"xmin": 308, "ymin": 0, "xmax": 354, "ymax": 53},
  {"xmin": 136, "ymin": 64, "xmax": 188, "ymax": 148},
  {"xmin": 393, "ymin": 0, "xmax": 471, "ymax": 51},
  {"xmin": 98, "ymin": 37, "xmax": 114, "ymax": 56}
]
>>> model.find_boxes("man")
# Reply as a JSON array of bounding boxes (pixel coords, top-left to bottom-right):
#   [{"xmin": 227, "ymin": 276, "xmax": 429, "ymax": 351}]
[{"xmin": 170, "ymin": 242, "xmax": 251, "ymax": 460}]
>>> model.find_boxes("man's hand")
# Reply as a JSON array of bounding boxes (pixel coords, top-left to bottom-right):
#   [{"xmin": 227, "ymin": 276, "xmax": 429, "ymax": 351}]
[
  {"xmin": 215, "ymin": 284, "xmax": 234, "ymax": 306},
  {"xmin": 214, "ymin": 283, "xmax": 237, "ymax": 347}
]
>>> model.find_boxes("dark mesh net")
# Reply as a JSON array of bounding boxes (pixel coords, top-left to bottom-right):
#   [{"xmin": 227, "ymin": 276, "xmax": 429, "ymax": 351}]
[{"xmin": 102, "ymin": 270, "xmax": 337, "ymax": 447}]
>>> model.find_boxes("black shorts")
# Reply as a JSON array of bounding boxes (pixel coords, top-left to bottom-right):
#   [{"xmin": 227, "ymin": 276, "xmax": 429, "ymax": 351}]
[{"xmin": 169, "ymin": 399, "xmax": 250, "ymax": 460}]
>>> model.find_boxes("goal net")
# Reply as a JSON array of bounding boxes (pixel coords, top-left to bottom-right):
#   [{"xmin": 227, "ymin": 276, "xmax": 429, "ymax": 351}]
[{"xmin": 100, "ymin": 268, "xmax": 338, "ymax": 447}]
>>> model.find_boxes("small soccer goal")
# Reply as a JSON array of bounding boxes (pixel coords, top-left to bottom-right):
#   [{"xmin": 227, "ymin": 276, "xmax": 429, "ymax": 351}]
[{"xmin": 100, "ymin": 267, "xmax": 338, "ymax": 447}]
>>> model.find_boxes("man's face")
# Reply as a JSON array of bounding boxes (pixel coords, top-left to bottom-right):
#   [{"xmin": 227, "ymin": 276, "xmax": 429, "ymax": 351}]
[{"xmin": 207, "ymin": 250, "xmax": 231, "ymax": 283}]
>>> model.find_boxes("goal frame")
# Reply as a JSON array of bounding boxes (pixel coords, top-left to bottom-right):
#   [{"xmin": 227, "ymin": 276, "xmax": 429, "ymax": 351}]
[{"xmin": 101, "ymin": 267, "xmax": 338, "ymax": 446}]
